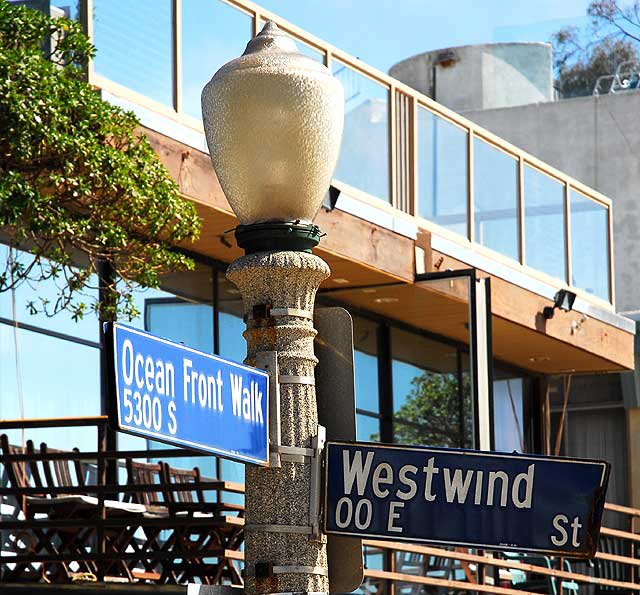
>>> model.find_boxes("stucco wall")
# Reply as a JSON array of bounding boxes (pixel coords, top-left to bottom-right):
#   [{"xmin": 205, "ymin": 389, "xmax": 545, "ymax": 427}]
[
  {"xmin": 389, "ymin": 43, "xmax": 553, "ymax": 112},
  {"xmin": 465, "ymin": 92, "xmax": 640, "ymax": 313}
]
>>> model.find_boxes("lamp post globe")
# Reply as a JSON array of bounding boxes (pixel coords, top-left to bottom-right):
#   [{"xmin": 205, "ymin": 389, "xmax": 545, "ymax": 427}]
[
  {"xmin": 202, "ymin": 20, "xmax": 344, "ymax": 595},
  {"xmin": 202, "ymin": 20, "xmax": 344, "ymax": 253}
]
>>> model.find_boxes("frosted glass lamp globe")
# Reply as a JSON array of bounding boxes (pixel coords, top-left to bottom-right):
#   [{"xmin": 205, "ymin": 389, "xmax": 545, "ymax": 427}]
[{"xmin": 201, "ymin": 21, "xmax": 344, "ymax": 252}]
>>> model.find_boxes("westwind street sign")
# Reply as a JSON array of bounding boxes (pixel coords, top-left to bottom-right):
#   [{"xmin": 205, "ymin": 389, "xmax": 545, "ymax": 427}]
[
  {"xmin": 106, "ymin": 323, "xmax": 269, "ymax": 465},
  {"xmin": 324, "ymin": 442, "xmax": 610, "ymax": 557}
]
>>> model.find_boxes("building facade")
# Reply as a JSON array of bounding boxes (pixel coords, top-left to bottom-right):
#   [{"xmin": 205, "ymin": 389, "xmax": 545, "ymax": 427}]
[
  {"xmin": 1, "ymin": 0, "xmax": 637, "ymax": 590},
  {"xmin": 389, "ymin": 40, "xmax": 640, "ymax": 513}
]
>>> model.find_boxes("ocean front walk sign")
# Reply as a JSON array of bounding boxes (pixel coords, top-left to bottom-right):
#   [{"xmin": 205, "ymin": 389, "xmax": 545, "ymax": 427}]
[
  {"xmin": 107, "ymin": 323, "xmax": 269, "ymax": 465},
  {"xmin": 324, "ymin": 442, "xmax": 610, "ymax": 557}
]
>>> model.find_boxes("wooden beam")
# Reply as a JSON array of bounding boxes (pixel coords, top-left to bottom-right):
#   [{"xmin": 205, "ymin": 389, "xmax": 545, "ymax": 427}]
[
  {"xmin": 141, "ymin": 126, "xmax": 633, "ymax": 374},
  {"xmin": 364, "ymin": 539, "xmax": 640, "ymax": 591},
  {"xmin": 144, "ymin": 126, "xmax": 415, "ymax": 284}
]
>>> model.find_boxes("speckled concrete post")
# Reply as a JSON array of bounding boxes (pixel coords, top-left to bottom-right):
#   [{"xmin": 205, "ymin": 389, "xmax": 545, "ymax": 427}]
[{"xmin": 227, "ymin": 250, "xmax": 330, "ymax": 595}]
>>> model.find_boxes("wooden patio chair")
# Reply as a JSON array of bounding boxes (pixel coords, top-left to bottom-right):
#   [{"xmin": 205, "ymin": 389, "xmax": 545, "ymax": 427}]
[
  {"xmin": 125, "ymin": 459, "xmax": 166, "ymax": 512},
  {"xmin": 1, "ymin": 435, "xmax": 97, "ymax": 582},
  {"xmin": 123, "ymin": 459, "xmax": 170, "ymax": 581},
  {"xmin": 157, "ymin": 462, "xmax": 244, "ymax": 585},
  {"xmin": 0, "ymin": 435, "xmax": 147, "ymax": 583}
]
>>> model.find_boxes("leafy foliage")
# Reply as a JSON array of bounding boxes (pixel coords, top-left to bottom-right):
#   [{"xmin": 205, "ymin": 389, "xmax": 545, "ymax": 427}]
[
  {"xmin": 393, "ymin": 371, "xmax": 472, "ymax": 448},
  {"xmin": 0, "ymin": 0, "xmax": 200, "ymax": 321},
  {"xmin": 552, "ymin": 1, "xmax": 640, "ymax": 97}
]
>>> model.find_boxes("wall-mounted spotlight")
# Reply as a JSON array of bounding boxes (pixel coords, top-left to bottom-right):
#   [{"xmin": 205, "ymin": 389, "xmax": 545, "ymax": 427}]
[
  {"xmin": 543, "ymin": 289, "xmax": 577, "ymax": 320},
  {"xmin": 322, "ymin": 185, "xmax": 341, "ymax": 211}
]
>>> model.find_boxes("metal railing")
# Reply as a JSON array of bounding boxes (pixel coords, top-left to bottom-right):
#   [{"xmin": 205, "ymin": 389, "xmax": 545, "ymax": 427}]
[
  {"xmin": 594, "ymin": 60, "xmax": 640, "ymax": 96},
  {"xmin": 77, "ymin": 0, "xmax": 614, "ymax": 307},
  {"xmin": 2, "ymin": 417, "xmax": 638, "ymax": 591}
]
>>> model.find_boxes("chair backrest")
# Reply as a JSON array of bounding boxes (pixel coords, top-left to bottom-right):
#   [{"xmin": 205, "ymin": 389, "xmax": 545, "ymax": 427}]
[
  {"xmin": 396, "ymin": 551, "xmax": 426, "ymax": 575},
  {"xmin": 125, "ymin": 459, "xmax": 164, "ymax": 506},
  {"xmin": 27, "ymin": 441, "xmax": 85, "ymax": 493},
  {"xmin": 161, "ymin": 462, "xmax": 205, "ymax": 504},
  {"xmin": 0, "ymin": 434, "xmax": 28, "ymax": 490}
]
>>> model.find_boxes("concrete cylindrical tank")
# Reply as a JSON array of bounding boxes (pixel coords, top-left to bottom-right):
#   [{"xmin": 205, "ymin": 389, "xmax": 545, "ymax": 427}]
[{"xmin": 389, "ymin": 42, "xmax": 553, "ymax": 112}]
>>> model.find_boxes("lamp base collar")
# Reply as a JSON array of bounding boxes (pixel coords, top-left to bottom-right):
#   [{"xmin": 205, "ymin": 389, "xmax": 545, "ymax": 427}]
[{"xmin": 235, "ymin": 222, "xmax": 322, "ymax": 254}]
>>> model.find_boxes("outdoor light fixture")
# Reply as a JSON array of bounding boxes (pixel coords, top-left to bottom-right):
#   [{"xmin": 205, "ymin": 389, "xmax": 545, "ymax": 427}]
[
  {"xmin": 201, "ymin": 21, "xmax": 344, "ymax": 253},
  {"xmin": 201, "ymin": 23, "xmax": 345, "ymax": 594},
  {"xmin": 543, "ymin": 289, "xmax": 577, "ymax": 319},
  {"xmin": 322, "ymin": 184, "xmax": 341, "ymax": 211}
]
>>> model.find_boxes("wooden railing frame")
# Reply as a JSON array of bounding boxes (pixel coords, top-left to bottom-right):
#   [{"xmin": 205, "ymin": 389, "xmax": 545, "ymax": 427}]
[{"xmin": 74, "ymin": 0, "xmax": 617, "ymax": 309}]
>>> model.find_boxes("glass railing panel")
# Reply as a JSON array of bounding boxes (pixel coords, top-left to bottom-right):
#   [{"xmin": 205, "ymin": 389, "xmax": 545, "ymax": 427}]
[
  {"xmin": 417, "ymin": 108, "xmax": 468, "ymax": 236},
  {"xmin": 294, "ymin": 39, "xmax": 325, "ymax": 63},
  {"xmin": 259, "ymin": 19, "xmax": 326, "ymax": 64},
  {"xmin": 0, "ymin": 324, "xmax": 100, "ymax": 452},
  {"xmin": 570, "ymin": 191, "xmax": 610, "ymax": 301},
  {"xmin": 523, "ymin": 165, "xmax": 567, "ymax": 281},
  {"xmin": 332, "ymin": 60, "xmax": 390, "ymax": 202},
  {"xmin": 93, "ymin": 0, "xmax": 173, "ymax": 107},
  {"xmin": 182, "ymin": 0, "xmax": 253, "ymax": 120},
  {"xmin": 473, "ymin": 138, "xmax": 519, "ymax": 260}
]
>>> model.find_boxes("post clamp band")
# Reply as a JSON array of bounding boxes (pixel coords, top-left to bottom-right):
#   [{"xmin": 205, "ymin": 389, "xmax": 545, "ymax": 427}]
[
  {"xmin": 270, "ymin": 307, "xmax": 313, "ymax": 320},
  {"xmin": 272, "ymin": 566, "xmax": 328, "ymax": 577},
  {"xmin": 246, "ymin": 523, "xmax": 313, "ymax": 535},
  {"xmin": 279, "ymin": 375, "xmax": 315, "ymax": 386}
]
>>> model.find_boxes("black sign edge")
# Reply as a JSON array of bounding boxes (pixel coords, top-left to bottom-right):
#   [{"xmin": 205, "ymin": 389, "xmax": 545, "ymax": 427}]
[{"xmin": 325, "ymin": 440, "xmax": 612, "ymax": 469}]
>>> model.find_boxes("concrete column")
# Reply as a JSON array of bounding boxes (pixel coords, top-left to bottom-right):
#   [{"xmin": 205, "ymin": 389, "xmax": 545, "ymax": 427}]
[{"xmin": 227, "ymin": 250, "xmax": 330, "ymax": 595}]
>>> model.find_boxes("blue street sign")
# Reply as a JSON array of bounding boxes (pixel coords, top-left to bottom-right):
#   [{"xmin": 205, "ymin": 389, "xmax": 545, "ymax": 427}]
[
  {"xmin": 324, "ymin": 442, "xmax": 610, "ymax": 557},
  {"xmin": 107, "ymin": 323, "xmax": 269, "ymax": 465}
]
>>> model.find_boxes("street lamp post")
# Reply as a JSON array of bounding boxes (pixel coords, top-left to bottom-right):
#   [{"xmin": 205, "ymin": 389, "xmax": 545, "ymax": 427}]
[{"xmin": 202, "ymin": 21, "xmax": 344, "ymax": 595}]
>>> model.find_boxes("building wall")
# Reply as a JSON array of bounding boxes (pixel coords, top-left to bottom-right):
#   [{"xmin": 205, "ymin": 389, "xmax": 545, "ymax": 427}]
[{"xmin": 464, "ymin": 92, "xmax": 640, "ymax": 314}]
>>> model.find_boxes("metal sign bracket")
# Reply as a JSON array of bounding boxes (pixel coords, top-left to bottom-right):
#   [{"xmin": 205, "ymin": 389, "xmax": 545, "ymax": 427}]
[
  {"xmin": 271, "ymin": 444, "xmax": 315, "ymax": 464},
  {"xmin": 255, "ymin": 351, "xmax": 281, "ymax": 468},
  {"xmin": 309, "ymin": 424, "xmax": 326, "ymax": 542}
]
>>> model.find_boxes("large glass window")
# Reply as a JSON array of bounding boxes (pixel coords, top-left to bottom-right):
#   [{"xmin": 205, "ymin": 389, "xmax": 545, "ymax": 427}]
[
  {"xmin": 332, "ymin": 60, "xmax": 390, "ymax": 202},
  {"xmin": 51, "ymin": 0, "xmax": 78, "ymax": 19},
  {"xmin": 217, "ymin": 272, "xmax": 248, "ymax": 504},
  {"xmin": 0, "ymin": 324, "xmax": 100, "ymax": 452},
  {"xmin": 549, "ymin": 374, "xmax": 625, "ymax": 527},
  {"xmin": 0, "ymin": 245, "xmax": 99, "ymax": 341},
  {"xmin": 391, "ymin": 328, "xmax": 472, "ymax": 448},
  {"xmin": 353, "ymin": 317, "xmax": 381, "ymax": 442},
  {"xmin": 418, "ymin": 109, "xmax": 468, "ymax": 236},
  {"xmin": 570, "ymin": 190, "xmax": 610, "ymax": 301},
  {"xmin": 492, "ymin": 375, "xmax": 525, "ymax": 453},
  {"xmin": 474, "ymin": 138, "xmax": 519, "ymax": 260},
  {"xmin": 93, "ymin": 0, "xmax": 173, "ymax": 107},
  {"xmin": 0, "ymin": 244, "xmax": 101, "ymax": 451},
  {"xmin": 523, "ymin": 165, "xmax": 566, "ymax": 281},
  {"xmin": 182, "ymin": 0, "xmax": 253, "ymax": 119}
]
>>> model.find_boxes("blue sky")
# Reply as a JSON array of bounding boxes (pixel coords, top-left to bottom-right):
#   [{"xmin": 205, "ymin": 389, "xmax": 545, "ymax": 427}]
[{"xmin": 255, "ymin": 0, "xmax": 593, "ymax": 73}]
